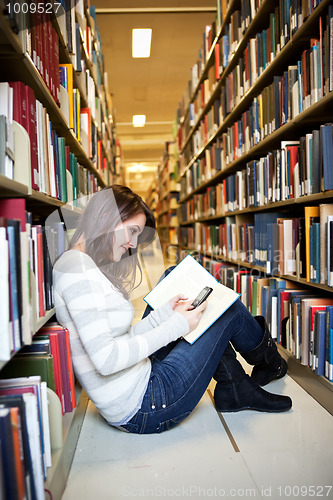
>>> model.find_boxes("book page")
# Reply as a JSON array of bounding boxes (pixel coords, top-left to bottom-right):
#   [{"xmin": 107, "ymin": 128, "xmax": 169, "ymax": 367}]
[{"xmin": 144, "ymin": 256, "xmax": 240, "ymax": 344}]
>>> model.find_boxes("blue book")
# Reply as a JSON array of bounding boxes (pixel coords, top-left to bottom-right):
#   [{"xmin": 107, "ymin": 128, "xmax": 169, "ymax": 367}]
[
  {"xmin": 262, "ymin": 29, "xmax": 267, "ymax": 70},
  {"xmin": 7, "ymin": 224, "xmax": 20, "ymax": 351},
  {"xmin": 256, "ymin": 32, "xmax": 262, "ymax": 78},
  {"xmin": 274, "ymin": 76, "xmax": 281, "ymax": 129},
  {"xmin": 314, "ymin": 222, "xmax": 321, "ymax": 283},
  {"xmin": 266, "ymin": 223, "xmax": 274, "ymax": 275},
  {"xmin": 264, "ymin": 157, "xmax": 268, "ymax": 203},
  {"xmin": 297, "ymin": 59, "xmax": 303, "ymax": 114},
  {"xmin": 285, "ymin": 0, "xmax": 291, "ymax": 44},
  {"xmin": 325, "ymin": 306, "xmax": 333, "ymax": 381},
  {"xmin": 283, "ymin": 70, "xmax": 289, "ymax": 123},
  {"xmin": 320, "ymin": 124, "xmax": 333, "ymax": 191},
  {"xmin": 261, "ymin": 285, "xmax": 269, "ymax": 321},
  {"xmin": 314, "ymin": 310, "xmax": 327, "ymax": 376}
]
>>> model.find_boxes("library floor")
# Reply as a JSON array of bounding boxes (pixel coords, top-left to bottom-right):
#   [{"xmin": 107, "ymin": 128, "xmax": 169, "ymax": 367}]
[{"xmin": 61, "ymin": 251, "xmax": 333, "ymax": 500}]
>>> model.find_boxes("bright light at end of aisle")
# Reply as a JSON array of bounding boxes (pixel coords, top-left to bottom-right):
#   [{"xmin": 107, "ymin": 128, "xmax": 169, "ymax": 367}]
[
  {"xmin": 132, "ymin": 29, "xmax": 152, "ymax": 58},
  {"xmin": 132, "ymin": 115, "xmax": 146, "ymax": 127}
]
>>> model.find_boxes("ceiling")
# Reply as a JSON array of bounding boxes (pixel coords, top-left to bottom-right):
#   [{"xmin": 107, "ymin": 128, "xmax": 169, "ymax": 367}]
[{"xmin": 92, "ymin": 0, "xmax": 217, "ymax": 198}]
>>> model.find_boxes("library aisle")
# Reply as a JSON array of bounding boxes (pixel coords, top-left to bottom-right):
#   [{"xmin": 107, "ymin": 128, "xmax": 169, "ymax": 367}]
[{"xmin": 61, "ymin": 328, "xmax": 333, "ymax": 499}]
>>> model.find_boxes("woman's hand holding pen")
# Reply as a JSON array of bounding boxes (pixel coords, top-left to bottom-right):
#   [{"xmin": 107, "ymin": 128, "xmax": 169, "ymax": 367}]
[{"xmin": 169, "ymin": 295, "xmax": 207, "ymax": 332}]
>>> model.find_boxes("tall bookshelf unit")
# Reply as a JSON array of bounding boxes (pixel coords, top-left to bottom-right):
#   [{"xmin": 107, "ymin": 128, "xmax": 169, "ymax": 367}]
[
  {"xmin": 156, "ymin": 141, "xmax": 181, "ymax": 265},
  {"xmin": 0, "ymin": 0, "xmax": 119, "ymax": 497},
  {"xmin": 169, "ymin": 0, "xmax": 333, "ymax": 414}
]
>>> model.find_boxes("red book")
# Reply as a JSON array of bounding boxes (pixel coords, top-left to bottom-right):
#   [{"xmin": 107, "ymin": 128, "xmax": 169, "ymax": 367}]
[
  {"xmin": 211, "ymin": 261, "xmax": 222, "ymax": 280},
  {"xmin": 65, "ymin": 145, "xmax": 70, "ymax": 171},
  {"xmin": 0, "ymin": 198, "xmax": 26, "ymax": 231},
  {"xmin": 36, "ymin": 9, "xmax": 43, "ymax": 79},
  {"xmin": 37, "ymin": 327, "xmax": 65, "ymax": 413},
  {"xmin": 56, "ymin": 328, "xmax": 72, "ymax": 412},
  {"xmin": 41, "ymin": 13, "xmax": 49, "ymax": 89},
  {"xmin": 215, "ymin": 43, "xmax": 220, "ymax": 80},
  {"xmin": 64, "ymin": 328, "xmax": 77, "ymax": 410},
  {"xmin": 9, "ymin": 81, "xmax": 27, "ymax": 126},
  {"xmin": 9, "ymin": 407, "xmax": 27, "ymax": 500},
  {"xmin": 29, "ymin": 2, "xmax": 38, "ymax": 69},
  {"xmin": 49, "ymin": 332, "xmax": 65, "ymax": 413},
  {"xmin": 52, "ymin": 26, "xmax": 60, "ymax": 104},
  {"xmin": 309, "ymin": 305, "xmax": 327, "ymax": 368},
  {"xmin": 237, "ymin": 270, "xmax": 250, "ymax": 295},
  {"xmin": 47, "ymin": 15, "xmax": 53, "ymax": 98},
  {"xmin": 25, "ymin": 85, "xmax": 39, "ymax": 191},
  {"xmin": 39, "ymin": 325, "xmax": 74, "ymax": 412},
  {"xmin": 286, "ymin": 145, "xmax": 299, "ymax": 198}
]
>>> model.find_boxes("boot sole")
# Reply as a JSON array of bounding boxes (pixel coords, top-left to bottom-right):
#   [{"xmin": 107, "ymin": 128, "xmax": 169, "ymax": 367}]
[{"xmin": 216, "ymin": 405, "xmax": 292, "ymax": 413}]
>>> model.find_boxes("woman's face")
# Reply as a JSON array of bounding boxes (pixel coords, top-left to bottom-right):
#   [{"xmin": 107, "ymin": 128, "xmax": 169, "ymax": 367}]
[{"xmin": 112, "ymin": 212, "xmax": 147, "ymax": 262}]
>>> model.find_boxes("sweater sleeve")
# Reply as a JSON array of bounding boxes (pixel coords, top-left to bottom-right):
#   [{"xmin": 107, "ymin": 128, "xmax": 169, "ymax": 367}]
[
  {"xmin": 55, "ymin": 268, "xmax": 190, "ymax": 377},
  {"xmin": 131, "ymin": 302, "xmax": 174, "ymax": 336}
]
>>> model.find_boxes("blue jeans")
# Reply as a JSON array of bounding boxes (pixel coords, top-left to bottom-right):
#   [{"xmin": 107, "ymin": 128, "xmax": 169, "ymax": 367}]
[{"xmin": 118, "ymin": 286, "xmax": 264, "ymax": 434}]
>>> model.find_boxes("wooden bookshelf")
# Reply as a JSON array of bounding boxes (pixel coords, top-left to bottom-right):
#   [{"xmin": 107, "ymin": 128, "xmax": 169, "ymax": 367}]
[{"xmin": 169, "ymin": 0, "xmax": 333, "ymax": 413}]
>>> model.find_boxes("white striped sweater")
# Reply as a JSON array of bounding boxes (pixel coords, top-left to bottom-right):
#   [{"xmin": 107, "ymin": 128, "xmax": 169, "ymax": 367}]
[{"xmin": 53, "ymin": 250, "xmax": 189, "ymax": 425}]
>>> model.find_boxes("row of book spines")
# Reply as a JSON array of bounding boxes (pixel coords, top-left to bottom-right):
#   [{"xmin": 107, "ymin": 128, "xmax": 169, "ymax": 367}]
[
  {"xmin": 0, "ymin": 198, "xmax": 68, "ymax": 360},
  {"xmin": 3, "ymin": 80, "xmax": 101, "ymax": 199},
  {"xmin": 180, "ymin": 126, "xmax": 332, "ymax": 205},
  {"xmin": 183, "ymin": 49, "xmax": 330, "ymax": 164},
  {"xmin": 189, "ymin": 1, "xmax": 264, "ymax": 99},
  {"xmin": 177, "ymin": 206, "xmax": 332, "ymax": 283},
  {"xmin": 0, "ymin": 377, "xmax": 47, "ymax": 499},
  {"xmin": 180, "ymin": 69, "xmax": 331, "ymax": 176},
  {"xmin": 4, "ymin": 3, "xmax": 113, "ymax": 167},
  {"xmin": 2, "ymin": 325, "xmax": 77, "ymax": 415},
  {"xmin": 179, "ymin": 8, "xmax": 331, "ymax": 158},
  {"xmin": 190, "ymin": 23, "xmax": 328, "ymax": 133},
  {"xmin": 200, "ymin": 257, "xmax": 333, "ymax": 380},
  {"xmin": 9, "ymin": 0, "xmax": 104, "ymax": 108},
  {"xmin": 59, "ymin": 62, "xmax": 109, "ymax": 140},
  {"xmin": 182, "ymin": 0, "xmax": 326, "ymax": 120},
  {"xmin": 191, "ymin": 9, "xmax": 280, "ymax": 109},
  {"xmin": 29, "ymin": 8, "xmax": 61, "ymax": 105}
]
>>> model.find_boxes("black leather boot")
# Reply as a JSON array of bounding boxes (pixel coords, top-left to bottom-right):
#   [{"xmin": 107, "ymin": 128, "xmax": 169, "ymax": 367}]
[
  {"xmin": 240, "ymin": 316, "xmax": 288, "ymax": 386},
  {"xmin": 213, "ymin": 344, "xmax": 292, "ymax": 413}
]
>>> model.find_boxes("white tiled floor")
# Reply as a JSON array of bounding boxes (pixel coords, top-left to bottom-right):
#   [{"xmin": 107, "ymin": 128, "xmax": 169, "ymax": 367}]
[
  {"xmin": 62, "ymin": 373, "xmax": 333, "ymax": 500},
  {"xmin": 62, "ymin": 247, "xmax": 333, "ymax": 499}
]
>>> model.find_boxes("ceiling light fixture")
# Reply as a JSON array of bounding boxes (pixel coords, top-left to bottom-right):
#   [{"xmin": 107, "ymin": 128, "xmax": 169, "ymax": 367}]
[
  {"xmin": 132, "ymin": 114, "xmax": 146, "ymax": 127},
  {"xmin": 132, "ymin": 28, "xmax": 152, "ymax": 58}
]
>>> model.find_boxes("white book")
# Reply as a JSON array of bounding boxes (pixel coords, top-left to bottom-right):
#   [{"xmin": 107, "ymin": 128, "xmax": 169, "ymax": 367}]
[
  {"xmin": 20, "ymin": 230, "xmax": 32, "ymax": 346},
  {"xmin": 0, "ymin": 228, "xmax": 11, "ymax": 361},
  {"xmin": 327, "ymin": 215, "xmax": 333, "ymax": 287},
  {"xmin": 271, "ymin": 296, "xmax": 277, "ymax": 341},
  {"xmin": 0, "ymin": 82, "xmax": 10, "ymax": 117},
  {"xmin": 144, "ymin": 255, "xmax": 240, "ymax": 345},
  {"xmin": 36, "ymin": 101, "xmax": 45, "ymax": 194},
  {"xmin": 31, "ymin": 227, "xmax": 40, "ymax": 322},
  {"xmin": 40, "ymin": 381, "xmax": 52, "ymax": 469}
]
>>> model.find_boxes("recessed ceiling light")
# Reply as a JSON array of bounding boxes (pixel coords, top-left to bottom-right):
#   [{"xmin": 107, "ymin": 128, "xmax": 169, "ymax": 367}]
[
  {"xmin": 132, "ymin": 29, "xmax": 152, "ymax": 58},
  {"xmin": 133, "ymin": 114, "xmax": 146, "ymax": 127}
]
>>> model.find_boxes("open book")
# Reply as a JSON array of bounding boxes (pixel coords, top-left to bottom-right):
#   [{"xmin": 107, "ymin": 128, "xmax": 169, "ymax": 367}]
[{"xmin": 144, "ymin": 255, "xmax": 240, "ymax": 344}]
